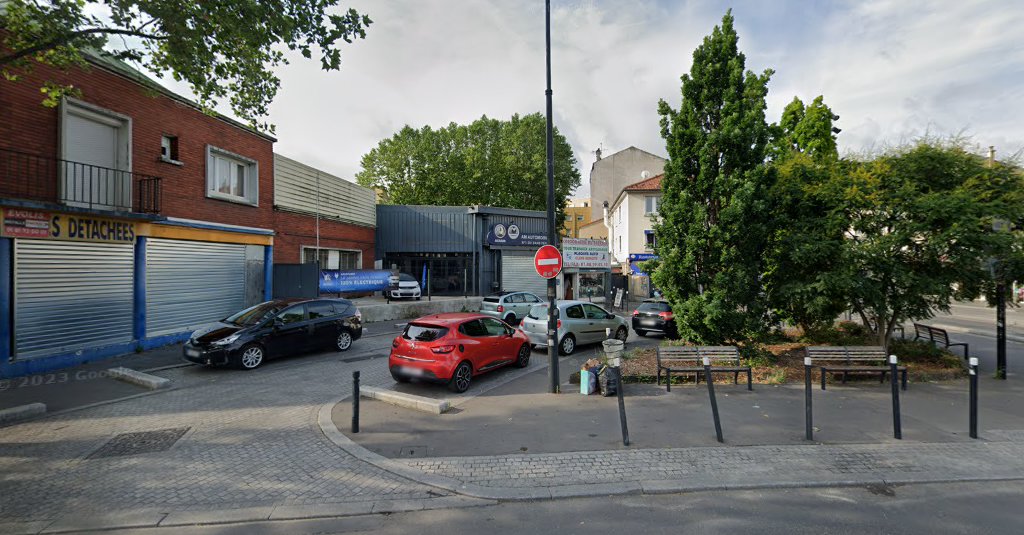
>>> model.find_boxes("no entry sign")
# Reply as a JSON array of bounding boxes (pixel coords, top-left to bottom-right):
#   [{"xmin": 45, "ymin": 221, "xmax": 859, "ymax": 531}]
[{"xmin": 534, "ymin": 244, "xmax": 563, "ymax": 279}]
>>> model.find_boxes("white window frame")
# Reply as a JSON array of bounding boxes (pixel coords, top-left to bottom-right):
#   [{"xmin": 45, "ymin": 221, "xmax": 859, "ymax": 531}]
[
  {"xmin": 645, "ymin": 195, "xmax": 661, "ymax": 215},
  {"xmin": 301, "ymin": 246, "xmax": 362, "ymax": 270},
  {"xmin": 206, "ymin": 145, "xmax": 258, "ymax": 206}
]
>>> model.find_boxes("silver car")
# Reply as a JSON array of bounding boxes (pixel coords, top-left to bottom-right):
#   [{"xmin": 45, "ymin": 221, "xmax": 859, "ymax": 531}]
[
  {"xmin": 519, "ymin": 300, "xmax": 628, "ymax": 355},
  {"xmin": 479, "ymin": 291, "xmax": 543, "ymax": 325}
]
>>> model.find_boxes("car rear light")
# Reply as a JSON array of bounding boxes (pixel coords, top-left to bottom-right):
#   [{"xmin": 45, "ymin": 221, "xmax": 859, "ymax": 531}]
[
  {"xmin": 633, "ymin": 309, "xmax": 640, "ymax": 317},
  {"xmin": 658, "ymin": 311, "xmax": 674, "ymax": 320},
  {"xmin": 432, "ymin": 345, "xmax": 455, "ymax": 354},
  {"xmin": 392, "ymin": 337, "xmax": 400, "ymax": 348},
  {"xmin": 497, "ymin": 305, "xmax": 504, "ymax": 313},
  {"xmin": 557, "ymin": 319, "xmax": 562, "ymax": 329}
]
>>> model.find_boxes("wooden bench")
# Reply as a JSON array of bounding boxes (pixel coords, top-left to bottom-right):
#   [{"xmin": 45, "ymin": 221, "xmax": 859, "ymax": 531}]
[
  {"xmin": 805, "ymin": 346, "xmax": 907, "ymax": 391},
  {"xmin": 656, "ymin": 346, "xmax": 752, "ymax": 392},
  {"xmin": 913, "ymin": 323, "xmax": 969, "ymax": 360}
]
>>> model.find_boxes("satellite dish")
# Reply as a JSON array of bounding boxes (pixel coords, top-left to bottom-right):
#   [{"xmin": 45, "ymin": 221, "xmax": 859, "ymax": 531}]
[{"xmin": 640, "ymin": 170, "xmax": 650, "ymax": 179}]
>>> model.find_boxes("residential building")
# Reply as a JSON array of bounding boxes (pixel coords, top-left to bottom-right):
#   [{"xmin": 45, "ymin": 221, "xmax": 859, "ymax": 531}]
[
  {"xmin": 562, "ymin": 197, "xmax": 592, "ymax": 238},
  {"xmin": 607, "ymin": 174, "xmax": 663, "ymax": 274},
  {"xmin": 588, "ymin": 146, "xmax": 666, "ymax": 222}
]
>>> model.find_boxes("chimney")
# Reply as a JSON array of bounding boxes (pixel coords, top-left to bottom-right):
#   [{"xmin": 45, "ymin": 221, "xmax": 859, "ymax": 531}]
[{"xmin": 595, "ymin": 147, "xmax": 602, "ymax": 161}]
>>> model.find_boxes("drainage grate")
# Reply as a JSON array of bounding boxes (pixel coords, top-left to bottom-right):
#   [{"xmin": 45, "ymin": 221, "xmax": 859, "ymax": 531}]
[
  {"xmin": 399, "ymin": 445, "xmax": 429, "ymax": 458},
  {"xmin": 88, "ymin": 427, "xmax": 190, "ymax": 459}
]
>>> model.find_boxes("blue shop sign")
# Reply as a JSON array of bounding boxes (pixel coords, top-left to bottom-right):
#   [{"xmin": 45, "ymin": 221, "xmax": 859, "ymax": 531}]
[
  {"xmin": 486, "ymin": 222, "xmax": 547, "ymax": 247},
  {"xmin": 320, "ymin": 269, "xmax": 391, "ymax": 293},
  {"xmin": 628, "ymin": 253, "xmax": 659, "ymax": 277}
]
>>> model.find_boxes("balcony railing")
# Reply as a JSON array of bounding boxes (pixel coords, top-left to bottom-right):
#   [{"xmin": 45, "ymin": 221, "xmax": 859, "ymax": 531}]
[{"xmin": 0, "ymin": 148, "xmax": 162, "ymax": 214}]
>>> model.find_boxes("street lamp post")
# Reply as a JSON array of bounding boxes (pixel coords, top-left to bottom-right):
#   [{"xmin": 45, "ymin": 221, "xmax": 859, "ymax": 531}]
[
  {"xmin": 544, "ymin": 0, "xmax": 559, "ymax": 393},
  {"xmin": 989, "ymin": 147, "xmax": 1007, "ymax": 380}
]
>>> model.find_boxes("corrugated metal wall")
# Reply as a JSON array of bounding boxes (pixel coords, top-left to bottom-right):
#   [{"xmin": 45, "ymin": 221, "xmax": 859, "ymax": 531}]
[
  {"xmin": 376, "ymin": 206, "xmax": 477, "ymax": 255},
  {"xmin": 14, "ymin": 239, "xmax": 134, "ymax": 359},
  {"xmin": 500, "ymin": 251, "xmax": 549, "ymax": 296},
  {"xmin": 146, "ymin": 238, "xmax": 247, "ymax": 336},
  {"xmin": 273, "ymin": 153, "xmax": 376, "ymax": 228}
]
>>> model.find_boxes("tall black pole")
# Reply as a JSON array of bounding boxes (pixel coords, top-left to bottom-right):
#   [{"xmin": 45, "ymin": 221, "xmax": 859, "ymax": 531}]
[
  {"xmin": 545, "ymin": 0, "xmax": 559, "ymax": 393},
  {"xmin": 997, "ymin": 282, "xmax": 1007, "ymax": 379},
  {"xmin": 969, "ymin": 357, "xmax": 979, "ymax": 439}
]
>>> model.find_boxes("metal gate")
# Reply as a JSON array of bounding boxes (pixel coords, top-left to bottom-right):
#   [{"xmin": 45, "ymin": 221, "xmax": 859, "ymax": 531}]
[
  {"xmin": 499, "ymin": 251, "xmax": 549, "ymax": 297},
  {"xmin": 146, "ymin": 238, "xmax": 247, "ymax": 336},
  {"xmin": 14, "ymin": 239, "xmax": 134, "ymax": 359}
]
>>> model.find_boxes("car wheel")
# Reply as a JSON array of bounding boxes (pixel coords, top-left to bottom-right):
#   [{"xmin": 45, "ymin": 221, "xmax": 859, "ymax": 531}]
[
  {"xmin": 615, "ymin": 326, "xmax": 628, "ymax": 342},
  {"xmin": 415, "ymin": 296, "xmax": 422, "ymax": 301},
  {"xmin": 448, "ymin": 361, "xmax": 472, "ymax": 393},
  {"xmin": 515, "ymin": 344, "xmax": 531, "ymax": 368},
  {"xmin": 236, "ymin": 343, "xmax": 264, "ymax": 370},
  {"xmin": 504, "ymin": 313, "xmax": 516, "ymax": 325},
  {"xmin": 559, "ymin": 334, "xmax": 576, "ymax": 356},
  {"xmin": 635, "ymin": 329, "xmax": 647, "ymax": 337},
  {"xmin": 336, "ymin": 329, "xmax": 353, "ymax": 351}
]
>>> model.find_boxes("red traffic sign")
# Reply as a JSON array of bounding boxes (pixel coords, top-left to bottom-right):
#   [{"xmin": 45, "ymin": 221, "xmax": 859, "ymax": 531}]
[{"xmin": 534, "ymin": 244, "xmax": 563, "ymax": 279}]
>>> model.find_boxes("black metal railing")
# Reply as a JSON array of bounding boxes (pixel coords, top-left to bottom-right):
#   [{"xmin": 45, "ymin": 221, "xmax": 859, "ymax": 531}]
[{"xmin": 0, "ymin": 147, "xmax": 162, "ymax": 214}]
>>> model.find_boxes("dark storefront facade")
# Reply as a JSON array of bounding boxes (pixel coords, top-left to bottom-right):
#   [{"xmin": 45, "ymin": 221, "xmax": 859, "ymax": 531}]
[{"xmin": 375, "ymin": 205, "xmax": 554, "ymax": 297}]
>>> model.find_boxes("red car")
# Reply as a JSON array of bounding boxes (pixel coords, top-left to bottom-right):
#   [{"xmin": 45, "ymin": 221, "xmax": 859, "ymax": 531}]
[{"xmin": 389, "ymin": 313, "xmax": 532, "ymax": 393}]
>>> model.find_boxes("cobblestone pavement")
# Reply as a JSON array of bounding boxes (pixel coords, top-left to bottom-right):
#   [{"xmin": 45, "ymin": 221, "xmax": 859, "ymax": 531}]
[
  {"xmin": 0, "ymin": 350, "xmax": 450, "ymax": 527},
  {"xmin": 403, "ymin": 433, "xmax": 1024, "ymax": 489}
]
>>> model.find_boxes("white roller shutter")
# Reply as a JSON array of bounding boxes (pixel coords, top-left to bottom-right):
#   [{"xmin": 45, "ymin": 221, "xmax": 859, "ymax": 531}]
[
  {"xmin": 500, "ymin": 251, "xmax": 549, "ymax": 297},
  {"xmin": 14, "ymin": 240, "xmax": 134, "ymax": 359},
  {"xmin": 146, "ymin": 238, "xmax": 247, "ymax": 336}
]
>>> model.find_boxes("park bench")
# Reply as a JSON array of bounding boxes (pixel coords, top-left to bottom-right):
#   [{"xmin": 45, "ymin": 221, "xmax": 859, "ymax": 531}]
[
  {"xmin": 805, "ymin": 346, "xmax": 907, "ymax": 391},
  {"xmin": 656, "ymin": 345, "xmax": 752, "ymax": 392},
  {"xmin": 912, "ymin": 323, "xmax": 969, "ymax": 360}
]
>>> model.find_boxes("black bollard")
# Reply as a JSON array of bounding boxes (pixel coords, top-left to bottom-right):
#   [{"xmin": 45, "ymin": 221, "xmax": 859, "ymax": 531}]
[
  {"xmin": 615, "ymin": 367, "xmax": 629, "ymax": 446},
  {"xmin": 889, "ymin": 355, "xmax": 901, "ymax": 439},
  {"xmin": 704, "ymin": 357, "xmax": 724, "ymax": 443},
  {"xmin": 804, "ymin": 356, "xmax": 813, "ymax": 441},
  {"xmin": 352, "ymin": 370, "xmax": 360, "ymax": 434},
  {"xmin": 969, "ymin": 357, "xmax": 979, "ymax": 439}
]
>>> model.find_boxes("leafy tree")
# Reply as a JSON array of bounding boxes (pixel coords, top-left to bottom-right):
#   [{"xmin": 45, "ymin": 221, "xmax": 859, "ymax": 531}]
[
  {"xmin": 0, "ymin": 0, "xmax": 372, "ymax": 131},
  {"xmin": 652, "ymin": 10, "xmax": 775, "ymax": 344},
  {"xmin": 823, "ymin": 141, "xmax": 1024, "ymax": 347},
  {"xmin": 356, "ymin": 113, "xmax": 581, "ymax": 226},
  {"xmin": 764, "ymin": 96, "xmax": 848, "ymax": 332}
]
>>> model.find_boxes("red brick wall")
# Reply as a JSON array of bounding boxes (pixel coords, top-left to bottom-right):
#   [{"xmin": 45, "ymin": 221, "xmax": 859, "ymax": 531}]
[
  {"xmin": 0, "ymin": 59, "xmax": 275, "ymax": 229},
  {"xmin": 272, "ymin": 210, "xmax": 375, "ymax": 268}
]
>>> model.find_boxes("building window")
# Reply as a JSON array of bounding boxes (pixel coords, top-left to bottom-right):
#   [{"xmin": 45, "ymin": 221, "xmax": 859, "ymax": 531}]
[
  {"xmin": 645, "ymin": 230, "xmax": 656, "ymax": 249},
  {"xmin": 160, "ymin": 135, "xmax": 180, "ymax": 163},
  {"xmin": 645, "ymin": 195, "xmax": 661, "ymax": 215},
  {"xmin": 302, "ymin": 247, "xmax": 361, "ymax": 270},
  {"xmin": 576, "ymin": 215, "xmax": 584, "ymax": 222},
  {"xmin": 616, "ymin": 205, "xmax": 622, "ymax": 224},
  {"xmin": 206, "ymin": 145, "xmax": 258, "ymax": 205}
]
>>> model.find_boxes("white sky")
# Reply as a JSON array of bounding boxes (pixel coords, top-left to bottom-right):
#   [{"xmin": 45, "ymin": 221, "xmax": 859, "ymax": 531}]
[{"xmin": 148, "ymin": 0, "xmax": 1024, "ymax": 197}]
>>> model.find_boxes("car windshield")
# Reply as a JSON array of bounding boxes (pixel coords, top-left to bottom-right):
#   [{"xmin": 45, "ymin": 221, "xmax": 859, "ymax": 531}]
[
  {"xmin": 638, "ymin": 302, "xmax": 670, "ymax": 312},
  {"xmin": 224, "ymin": 302, "xmax": 284, "ymax": 326},
  {"xmin": 527, "ymin": 304, "xmax": 556, "ymax": 320},
  {"xmin": 399, "ymin": 273, "xmax": 416, "ymax": 282},
  {"xmin": 404, "ymin": 323, "xmax": 449, "ymax": 341}
]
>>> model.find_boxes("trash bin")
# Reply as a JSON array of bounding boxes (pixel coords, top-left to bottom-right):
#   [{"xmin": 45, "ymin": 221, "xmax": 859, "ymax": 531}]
[{"xmin": 602, "ymin": 339, "xmax": 624, "ymax": 367}]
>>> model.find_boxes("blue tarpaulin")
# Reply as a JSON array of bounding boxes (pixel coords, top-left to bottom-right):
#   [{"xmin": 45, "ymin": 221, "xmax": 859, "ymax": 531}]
[{"xmin": 320, "ymin": 269, "xmax": 391, "ymax": 293}]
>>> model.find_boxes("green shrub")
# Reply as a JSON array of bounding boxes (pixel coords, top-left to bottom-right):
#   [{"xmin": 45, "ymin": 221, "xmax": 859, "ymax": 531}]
[
  {"xmin": 800, "ymin": 321, "xmax": 874, "ymax": 346},
  {"xmin": 739, "ymin": 344, "xmax": 777, "ymax": 367},
  {"xmin": 889, "ymin": 339, "xmax": 962, "ymax": 369}
]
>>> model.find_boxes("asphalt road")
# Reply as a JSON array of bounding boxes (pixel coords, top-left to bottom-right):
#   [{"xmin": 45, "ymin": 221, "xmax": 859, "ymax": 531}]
[
  {"xmin": 904, "ymin": 300, "xmax": 1023, "ymax": 376},
  {"xmin": 104, "ymin": 480, "xmax": 1024, "ymax": 535}
]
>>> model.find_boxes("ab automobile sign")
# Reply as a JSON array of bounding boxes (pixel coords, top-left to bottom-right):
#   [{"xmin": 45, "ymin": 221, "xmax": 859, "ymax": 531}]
[{"xmin": 486, "ymin": 222, "xmax": 547, "ymax": 247}]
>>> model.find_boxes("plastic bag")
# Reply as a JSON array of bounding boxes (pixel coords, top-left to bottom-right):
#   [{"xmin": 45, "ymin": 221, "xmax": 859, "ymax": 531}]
[{"xmin": 598, "ymin": 366, "xmax": 618, "ymax": 397}]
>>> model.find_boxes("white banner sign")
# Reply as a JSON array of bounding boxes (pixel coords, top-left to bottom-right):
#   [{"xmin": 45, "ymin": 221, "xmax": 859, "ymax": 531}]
[{"xmin": 562, "ymin": 238, "xmax": 610, "ymax": 269}]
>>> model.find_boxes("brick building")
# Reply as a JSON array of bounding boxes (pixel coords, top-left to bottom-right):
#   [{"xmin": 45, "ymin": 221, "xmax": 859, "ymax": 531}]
[{"xmin": 0, "ymin": 52, "xmax": 374, "ymax": 377}]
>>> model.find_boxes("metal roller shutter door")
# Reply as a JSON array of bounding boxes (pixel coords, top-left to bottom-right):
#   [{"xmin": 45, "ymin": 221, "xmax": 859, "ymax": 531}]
[
  {"xmin": 500, "ymin": 251, "xmax": 549, "ymax": 297},
  {"xmin": 147, "ymin": 238, "xmax": 247, "ymax": 336},
  {"xmin": 14, "ymin": 240, "xmax": 134, "ymax": 359}
]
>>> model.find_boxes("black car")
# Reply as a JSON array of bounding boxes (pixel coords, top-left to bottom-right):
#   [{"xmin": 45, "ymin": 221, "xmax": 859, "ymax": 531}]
[
  {"xmin": 632, "ymin": 299, "xmax": 677, "ymax": 338},
  {"xmin": 183, "ymin": 298, "xmax": 362, "ymax": 370}
]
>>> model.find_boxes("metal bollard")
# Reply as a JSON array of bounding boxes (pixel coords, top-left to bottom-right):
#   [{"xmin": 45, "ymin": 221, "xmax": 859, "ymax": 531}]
[
  {"xmin": 615, "ymin": 366, "xmax": 629, "ymax": 446},
  {"xmin": 969, "ymin": 357, "xmax": 979, "ymax": 439},
  {"xmin": 804, "ymin": 356, "xmax": 813, "ymax": 441},
  {"xmin": 352, "ymin": 370, "xmax": 360, "ymax": 434},
  {"xmin": 704, "ymin": 356, "xmax": 724, "ymax": 443},
  {"xmin": 889, "ymin": 355, "xmax": 901, "ymax": 440}
]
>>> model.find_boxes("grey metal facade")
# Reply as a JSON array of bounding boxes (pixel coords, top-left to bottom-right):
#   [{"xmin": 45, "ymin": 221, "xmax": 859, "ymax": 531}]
[
  {"xmin": 14, "ymin": 239, "xmax": 134, "ymax": 359},
  {"xmin": 146, "ymin": 238, "xmax": 248, "ymax": 336},
  {"xmin": 376, "ymin": 205, "xmax": 550, "ymax": 296}
]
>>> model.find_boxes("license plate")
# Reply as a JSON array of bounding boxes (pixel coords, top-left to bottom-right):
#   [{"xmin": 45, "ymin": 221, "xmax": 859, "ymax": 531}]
[
  {"xmin": 403, "ymin": 366, "xmax": 425, "ymax": 377},
  {"xmin": 185, "ymin": 348, "xmax": 200, "ymax": 357}
]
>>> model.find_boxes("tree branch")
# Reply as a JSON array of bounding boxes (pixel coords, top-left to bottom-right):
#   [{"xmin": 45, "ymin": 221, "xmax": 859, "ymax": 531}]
[{"xmin": 0, "ymin": 27, "xmax": 169, "ymax": 66}]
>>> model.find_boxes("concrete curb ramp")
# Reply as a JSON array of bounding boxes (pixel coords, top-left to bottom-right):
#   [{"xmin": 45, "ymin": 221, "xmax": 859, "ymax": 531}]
[
  {"xmin": 107, "ymin": 367, "xmax": 171, "ymax": 390},
  {"xmin": 0, "ymin": 403, "xmax": 46, "ymax": 425},
  {"xmin": 361, "ymin": 386, "xmax": 451, "ymax": 414}
]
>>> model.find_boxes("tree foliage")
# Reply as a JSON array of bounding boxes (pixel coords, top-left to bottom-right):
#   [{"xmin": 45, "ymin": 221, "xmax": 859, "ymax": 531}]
[
  {"xmin": 0, "ymin": 0, "xmax": 372, "ymax": 132},
  {"xmin": 356, "ymin": 113, "xmax": 581, "ymax": 225},
  {"xmin": 652, "ymin": 10, "xmax": 775, "ymax": 344}
]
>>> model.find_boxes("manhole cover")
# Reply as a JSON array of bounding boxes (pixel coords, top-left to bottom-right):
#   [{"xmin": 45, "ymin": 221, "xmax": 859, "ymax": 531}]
[
  {"xmin": 399, "ymin": 445, "xmax": 428, "ymax": 458},
  {"xmin": 88, "ymin": 427, "xmax": 190, "ymax": 459}
]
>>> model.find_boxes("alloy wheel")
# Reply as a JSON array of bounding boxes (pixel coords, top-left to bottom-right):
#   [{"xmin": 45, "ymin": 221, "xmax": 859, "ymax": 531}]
[
  {"xmin": 336, "ymin": 331, "xmax": 353, "ymax": 351},
  {"xmin": 450, "ymin": 362, "xmax": 472, "ymax": 393},
  {"xmin": 240, "ymin": 345, "xmax": 263, "ymax": 369},
  {"xmin": 560, "ymin": 335, "xmax": 575, "ymax": 355},
  {"xmin": 516, "ymin": 344, "xmax": 531, "ymax": 367},
  {"xmin": 616, "ymin": 327, "xmax": 628, "ymax": 341}
]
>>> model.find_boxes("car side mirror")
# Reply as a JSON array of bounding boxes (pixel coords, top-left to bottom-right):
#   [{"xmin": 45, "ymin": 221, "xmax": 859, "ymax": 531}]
[{"xmin": 606, "ymin": 313, "xmax": 615, "ymax": 320}]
